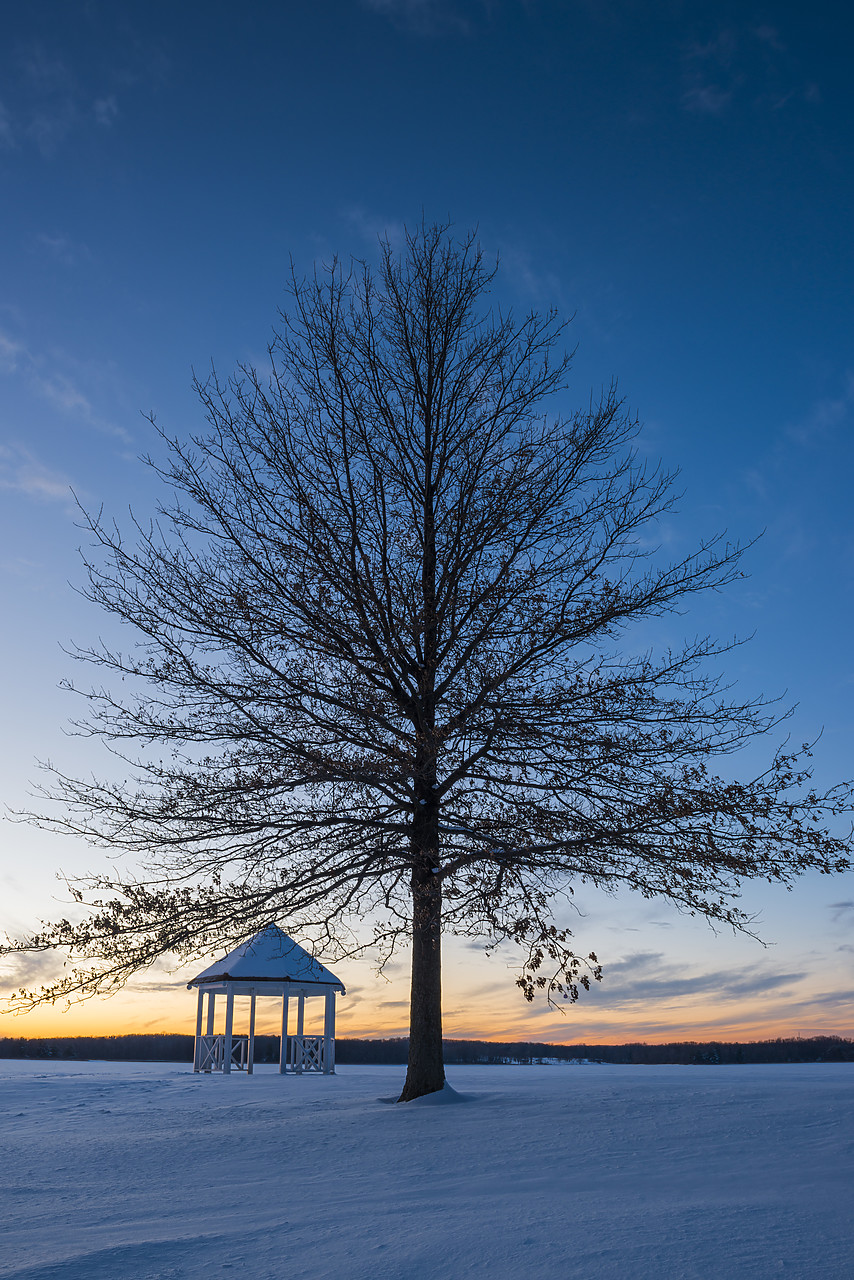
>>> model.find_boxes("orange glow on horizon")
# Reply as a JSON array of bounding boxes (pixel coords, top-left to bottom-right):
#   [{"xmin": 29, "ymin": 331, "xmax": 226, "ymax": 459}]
[
  {"xmin": 3, "ymin": 923, "xmax": 852, "ymax": 1046},
  {"xmin": 3, "ymin": 995, "xmax": 851, "ymax": 1046}
]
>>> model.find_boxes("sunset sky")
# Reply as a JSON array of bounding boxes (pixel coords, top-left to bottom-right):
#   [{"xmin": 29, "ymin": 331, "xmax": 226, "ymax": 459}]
[{"xmin": 1, "ymin": 0, "xmax": 853, "ymax": 1045}]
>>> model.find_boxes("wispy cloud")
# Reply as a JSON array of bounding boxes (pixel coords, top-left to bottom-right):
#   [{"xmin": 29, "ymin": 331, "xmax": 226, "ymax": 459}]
[
  {"xmin": 0, "ymin": 327, "xmax": 130, "ymax": 442},
  {"xmin": 0, "ymin": 946, "xmax": 65, "ymax": 998},
  {"xmin": 25, "ymin": 102, "xmax": 79, "ymax": 156},
  {"xmin": 14, "ymin": 45, "xmax": 80, "ymax": 157},
  {"xmin": 342, "ymin": 205, "xmax": 408, "ymax": 251},
  {"xmin": 682, "ymin": 83, "xmax": 733, "ymax": 116},
  {"xmin": 127, "ymin": 978, "xmax": 185, "ymax": 995},
  {"xmin": 582, "ymin": 950, "xmax": 804, "ymax": 1008},
  {"xmin": 34, "ymin": 233, "xmax": 91, "ymax": 267},
  {"xmin": 36, "ymin": 371, "xmax": 94, "ymax": 417},
  {"xmin": 93, "ymin": 94, "xmax": 118, "ymax": 127},
  {"xmin": 0, "ymin": 332, "xmax": 27, "ymax": 373},
  {"xmin": 0, "ymin": 443, "xmax": 74, "ymax": 504},
  {"xmin": 786, "ymin": 374, "xmax": 854, "ymax": 447},
  {"xmin": 754, "ymin": 24, "xmax": 785, "ymax": 53},
  {"xmin": 498, "ymin": 242, "xmax": 567, "ymax": 309},
  {"xmin": 0, "ymin": 99, "xmax": 14, "ymax": 149},
  {"xmin": 681, "ymin": 30, "xmax": 739, "ymax": 116},
  {"xmin": 20, "ymin": 44, "xmax": 73, "ymax": 95},
  {"xmin": 2, "ymin": 31, "xmax": 167, "ymax": 158},
  {"xmin": 680, "ymin": 23, "xmax": 820, "ymax": 118}
]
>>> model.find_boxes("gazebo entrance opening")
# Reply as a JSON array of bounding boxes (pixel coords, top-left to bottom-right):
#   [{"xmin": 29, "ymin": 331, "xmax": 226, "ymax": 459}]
[{"xmin": 188, "ymin": 925, "xmax": 345, "ymax": 1076}]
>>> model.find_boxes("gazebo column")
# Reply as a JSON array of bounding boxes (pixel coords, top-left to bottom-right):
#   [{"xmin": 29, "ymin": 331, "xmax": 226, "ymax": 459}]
[
  {"xmin": 247, "ymin": 990, "xmax": 257, "ymax": 1075},
  {"xmin": 295, "ymin": 990, "xmax": 305, "ymax": 1074},
  {"xmin": 223, "ymin": 988, "xmax": 235, "ymax": 1074},
  {"xmin": 204, "ymin": 990, "xmax": 216, "ymax": 1072},
  {"xmin": 323, "ymin": 988, "xmax": 336, "ymax": 1074},
  {"xmin": 279, "ymin": 989, "xmax": 289, "ymax": 1074},
  {"xmin": 193, "ymin": 987, "xmax": 204, "ymax": 1072}
]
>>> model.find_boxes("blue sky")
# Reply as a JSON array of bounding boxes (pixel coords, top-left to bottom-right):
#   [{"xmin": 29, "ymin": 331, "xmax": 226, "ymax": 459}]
[{"xmin": 1, "ymin": 0, "xmax": 852, "ymax": 1041}]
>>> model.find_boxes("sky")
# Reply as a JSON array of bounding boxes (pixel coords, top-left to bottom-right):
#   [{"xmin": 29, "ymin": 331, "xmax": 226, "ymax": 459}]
[{"xmin": 1, "ymin": 0, "xmax": 853, "ymax": 1045}]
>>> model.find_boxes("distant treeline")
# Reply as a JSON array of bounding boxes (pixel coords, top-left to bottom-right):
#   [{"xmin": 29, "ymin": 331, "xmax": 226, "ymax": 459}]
[
  {"xmin": 338, "ymin": 1037, "xmax": 854, "ymax": 1065},
  {"xmin": 1, "ymin": 1034, "xmax": 852, "ymax": 1065}
]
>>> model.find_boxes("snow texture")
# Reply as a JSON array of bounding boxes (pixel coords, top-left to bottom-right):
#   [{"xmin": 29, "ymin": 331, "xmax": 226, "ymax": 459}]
[
  {"xmin": 188, "ymin": 923, "xmax": 344, "ymax": 988},
  {"xmin": 1, "ymin": 1059, "xmax": 852, "ymax": 1278}
]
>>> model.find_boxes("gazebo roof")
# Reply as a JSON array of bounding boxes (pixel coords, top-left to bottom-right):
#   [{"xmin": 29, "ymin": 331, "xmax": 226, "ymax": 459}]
[{"xmin": 187, "ymin": 925, "xmax": 345, "ymax": 991}]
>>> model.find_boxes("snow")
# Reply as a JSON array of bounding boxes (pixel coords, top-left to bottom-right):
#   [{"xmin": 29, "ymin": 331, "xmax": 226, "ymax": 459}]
[
  {"xmin": 1, "ymin": 1060, "xmax": 852, "ymax": 1278},
  {"xmin": 188, "ymin": 923, "xmax": 344, "ymax": 989}
]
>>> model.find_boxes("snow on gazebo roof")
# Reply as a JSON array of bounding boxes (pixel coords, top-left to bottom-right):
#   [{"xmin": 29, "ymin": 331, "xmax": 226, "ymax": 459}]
[{"xmin": 187, "ymin": 924, "xmax": 345, "ymax": 991}]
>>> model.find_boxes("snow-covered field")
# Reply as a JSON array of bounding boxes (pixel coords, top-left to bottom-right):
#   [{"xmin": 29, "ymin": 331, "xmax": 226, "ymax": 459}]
[{"xmin": 1, "ymin": 1060, "xmax": 851, "ymax": 1279}]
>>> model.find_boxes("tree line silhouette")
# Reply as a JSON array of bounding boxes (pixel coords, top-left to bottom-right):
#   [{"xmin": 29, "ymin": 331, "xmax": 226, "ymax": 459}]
[{"xmin": 1, "ymin": 1034, "xmax": 851, "ymax": 1065}]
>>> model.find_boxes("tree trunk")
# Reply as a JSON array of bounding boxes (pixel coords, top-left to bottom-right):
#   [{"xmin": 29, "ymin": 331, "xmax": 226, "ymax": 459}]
[{"xmin": 398, "ymin": 860, "xmax": 444, "ymax": 1101}]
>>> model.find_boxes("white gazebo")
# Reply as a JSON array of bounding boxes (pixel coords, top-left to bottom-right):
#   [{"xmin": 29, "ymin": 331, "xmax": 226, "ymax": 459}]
[{"xmin": 188, "ymin": 925, "xmax": 345, "ymax": 1076}]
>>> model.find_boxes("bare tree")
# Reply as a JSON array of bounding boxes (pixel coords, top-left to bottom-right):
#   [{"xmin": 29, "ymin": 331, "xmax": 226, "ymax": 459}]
[{"xmin": 5, "ymin": 223, "xmax": 851, "ymax": 1100}]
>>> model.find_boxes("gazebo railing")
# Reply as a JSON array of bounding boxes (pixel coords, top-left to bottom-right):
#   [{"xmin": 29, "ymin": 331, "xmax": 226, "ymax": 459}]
[
  {"xmin": 199, "ymin": 1034, "xmax": 249, "ymax": 1072},
  {"xmin": 197, "ymin": 1033, "xmax": 325, "ymax": 1073},
  {"xmin": 286, "ymin": 1034, "xmax": 326, "ymax": 1073}
]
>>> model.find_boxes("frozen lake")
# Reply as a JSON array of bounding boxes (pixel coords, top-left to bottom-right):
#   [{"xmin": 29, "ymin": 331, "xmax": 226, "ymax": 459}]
[{"xmin": 1, "ymin": 1059, "xmax": 852, "ymax": 1278}]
